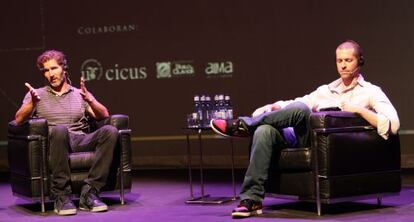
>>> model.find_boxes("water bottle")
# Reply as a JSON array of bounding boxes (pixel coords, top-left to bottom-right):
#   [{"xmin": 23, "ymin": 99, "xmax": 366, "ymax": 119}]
[
  {"xmin": 200, "ymin": 95, "xmax": 207, "ymax": 127},
  {"xmin": 218, "ymin": 94, "xmax": 226, "ymax": 119},
  {"xmin": 213, "ymin": 94, "xmax": 220, "ymax": 119},
  {"xmin": 224, "ymin": 95, "xmax": 233, "ymax": 119},
  {"xmin": 193, "ymin": 95, "xmax": 202, "ymax": 127},
  {"xmin": 204, "ymin": 95, "xmax": 213, "ymax": 127}
]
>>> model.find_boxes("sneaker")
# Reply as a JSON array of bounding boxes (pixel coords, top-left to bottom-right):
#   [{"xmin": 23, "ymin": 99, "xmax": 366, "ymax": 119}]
[
  {"xmin": 231, "ymin": 199, "xmax": 263, "ymax": 218},
  {"xmin": 79, "ymin": 184, "xmax": 108, "ymax": 212},
  {"xmin": 210, "ymin": 119, "xmax": 250, "ymax": 138},
  {"xmin": 54, "ymin": 195, "xmax": 77, "ymax": 216}
]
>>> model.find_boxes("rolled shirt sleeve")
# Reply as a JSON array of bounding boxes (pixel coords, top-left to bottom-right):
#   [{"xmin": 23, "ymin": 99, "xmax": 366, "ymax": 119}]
[{"xmin": 371, "ymin": 87, "xmax": 400, "ymax": 139}]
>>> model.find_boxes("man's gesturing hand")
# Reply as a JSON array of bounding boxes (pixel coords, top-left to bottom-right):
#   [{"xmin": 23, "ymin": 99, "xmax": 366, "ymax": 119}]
[
  {"xmin": 80, "ymin": 77, "xmax": 95, "ymax": 104},
  {"xmin": 24, "ymin": 82, "xmax": 41, "ymax": 102}
]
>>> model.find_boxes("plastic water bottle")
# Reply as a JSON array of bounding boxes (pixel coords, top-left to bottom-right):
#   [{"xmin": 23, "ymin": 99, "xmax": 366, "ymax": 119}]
[
  {"xmin": 224, "ymin": 95, "xmax": 233, "ymax": 119},
  {"xmin": 218, "ymin": 94, "xmax": 226, "ymax": 119},
  {"xmin": 200, "ymin": 95, "xmax": 207, "ymax": 127},
  {"xmin": 213, "ymin": 94, "xmax": 220, "ymax": 119},
  {"xmin": 194, "ymin": 95, "xmax": 202, "ymax": 127},
  {"xmin": 204, "ymin": 95, "xmax": 213, "ymax": 127}
]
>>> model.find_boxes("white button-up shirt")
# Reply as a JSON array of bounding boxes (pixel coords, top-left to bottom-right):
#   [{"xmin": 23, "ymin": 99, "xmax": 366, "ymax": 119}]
[{"xmin": 274, "ymin": 74, "xmax": 400, "ymax": 139}]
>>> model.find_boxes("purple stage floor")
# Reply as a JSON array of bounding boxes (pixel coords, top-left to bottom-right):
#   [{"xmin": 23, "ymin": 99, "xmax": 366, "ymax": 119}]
[{"xmin": 1, "ymin": 170, "xmax": 414, "ymax": 222}]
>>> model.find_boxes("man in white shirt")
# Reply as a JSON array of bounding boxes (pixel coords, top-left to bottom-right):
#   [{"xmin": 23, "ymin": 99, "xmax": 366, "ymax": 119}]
[{"xmin": 210, "ymin": 40, "xmax": 400, "ymax": 218}]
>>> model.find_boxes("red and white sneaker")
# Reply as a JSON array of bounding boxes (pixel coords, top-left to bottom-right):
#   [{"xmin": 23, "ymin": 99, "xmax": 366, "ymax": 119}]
[
  {"xmin": 231, "ymin": 199, "xmax": 263, "ymax": 218},
  {"xmin": 210, "ymin": 119, "xmax": 250, "ymax": 138}
]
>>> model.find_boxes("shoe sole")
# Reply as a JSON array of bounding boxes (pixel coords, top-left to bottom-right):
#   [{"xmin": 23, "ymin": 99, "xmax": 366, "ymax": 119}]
[
  {"xmin": 210, "ymin": 119, "xmax": 232, "ymax": 138},
  {"xmin": 79, "ymin": 205, "xmax": 108, "ymax": 212},
  {"xmin": 231, "ymin": 209, "xmax": 263, "ymax": 218},
  {"xmin": 54, "ymin": 208, "xmax": 77, "ymax": 216}
]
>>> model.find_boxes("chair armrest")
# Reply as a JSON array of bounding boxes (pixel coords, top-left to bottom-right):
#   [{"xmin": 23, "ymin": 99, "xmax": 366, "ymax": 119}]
[
  {"xmin": 95, "ymin": 114, "xmax": 132, "ymax": 175},
  {"xmin": 313, "ymin": 125, "xmax": 375, "ymax": 134},
  {"xmin": 95, "ymin": 114, "xmax": 130, "ymax": 130},
  {"xmin": 309, "ymin": 112, "xmax": 400, "ymax": 176},
  {"xmin": 8, "ymin": 118, "xmax": 49, "ymax": 139},
  {"xmin": 310, "ymin": 111, "xmax": 370, "ymax": 130},
  {"xmin": 8, "ymin": 118, "xmax": 49, "ymax": 179}
]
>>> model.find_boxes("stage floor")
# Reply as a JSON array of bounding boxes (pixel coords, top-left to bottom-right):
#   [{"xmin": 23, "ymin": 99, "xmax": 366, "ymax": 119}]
[{"xmin": 1, "ymin": 169, "xmax": 414, "ymax": 222}]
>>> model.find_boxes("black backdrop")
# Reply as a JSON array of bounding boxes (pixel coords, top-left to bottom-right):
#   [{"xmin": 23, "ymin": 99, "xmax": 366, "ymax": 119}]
[{"xmin": 1, "ymin": 0, "xmax": 413, "ymax": 168}]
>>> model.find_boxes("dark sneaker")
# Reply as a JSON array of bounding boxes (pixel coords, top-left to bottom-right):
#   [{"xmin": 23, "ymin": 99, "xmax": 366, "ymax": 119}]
[
  {"xmin": 231, "ymin": 199, "xmax": 263, "ymax": 218},
  {"xmin": 54, "ymin": 195, "xmax": 77, "ymax": 216},
  {"xmin": 210, "ymin": 119, "xmax": 250, "ymax": 138},
  {"xmin": 79, "ymin": 184, "xmax": 108, "ymax": 212}
]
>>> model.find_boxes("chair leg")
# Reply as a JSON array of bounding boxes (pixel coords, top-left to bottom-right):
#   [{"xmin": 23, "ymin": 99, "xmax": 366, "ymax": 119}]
[
  {"xmin": 312, "ymin": 130, "xmax": 322, "ymax": 216},
  {"xmin": 377, "ymin": 196, "xmax": 382, "ymax": 206},
  {"xmin": 40, "ymin": 136, "xmax": 46, "ymax": 213},
  {"xmin": 119, "ymin": 165, "xmax": 125, "ymax": 205},
  {"xmin": 120, "ymin": 179, "xmax": 125, "ymax": 205},
  {"xmin": 120, "ymin": 189, "xmax": 125, "ymax": 205},
  {"xmin": 41, "ymin": 200, "xmax": 45, "ymax": 213},
  {"xmin": 316, "ymin": 199, "xmax": 322, "ymax": 216},
  {"xmin": 118, "ymin": 129, "xmax": 131, "ymax": 205},
  {"xmin": 40, "ymin": 176, "xmax": 45, "ymax": 213},
  {"xmin": 119, "ymin": 141, "xmax": 125, "ymax": 205}
]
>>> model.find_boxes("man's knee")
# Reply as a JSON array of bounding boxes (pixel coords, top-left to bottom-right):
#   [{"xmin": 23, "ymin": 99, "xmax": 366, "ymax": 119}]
[
  {"xmin": 254, "ymin": 125, "xmax": 277, "ymax": 142},
  {"xmin": 286, "ymin": 102, "xmax": 311, "ymax": 117},
  {"xmin": 49, "ymin": 125, "xmax": 69, "ymax": 141},
  {"xmin": 99, "ymin": 125, "xmax": 118, "ymax": 141},
  {"xmin": 285, "ymin": 102, "xmax": 312, "ymax": 118}
]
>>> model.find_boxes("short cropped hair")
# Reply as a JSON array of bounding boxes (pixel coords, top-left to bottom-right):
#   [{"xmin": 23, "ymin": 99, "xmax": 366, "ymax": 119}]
[
  {"xmin": 337, "ymin": 40, "xmax": 364, "ymax": 66},
  {"xmin": 337, "ymin": 40, "xmax": 364, "ymax": 59}
]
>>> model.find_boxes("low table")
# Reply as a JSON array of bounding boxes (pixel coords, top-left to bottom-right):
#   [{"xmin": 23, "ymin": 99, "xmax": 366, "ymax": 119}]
[{"xmin": 184, "ymin": 126, "xmax": 238, "ymax": 204}]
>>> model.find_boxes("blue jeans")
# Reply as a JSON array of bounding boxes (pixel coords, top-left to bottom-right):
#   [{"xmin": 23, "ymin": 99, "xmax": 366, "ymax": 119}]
[{"xmin": 238, "ymin": 101, "xmax": 311, "ymax": 202}]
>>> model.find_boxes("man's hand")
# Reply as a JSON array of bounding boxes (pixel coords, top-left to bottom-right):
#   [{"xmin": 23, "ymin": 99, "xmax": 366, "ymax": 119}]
[
  {"xmin": 340, "ymin": 101, "xmax": 379, "ymax": 128},
  {"xmin": 340, "ymin": 101, "xmax": 361, "ymax": 113},
  {"xmin": 252, "ymin": 104, "xmax": 281, "ymax": 118},
  {"xmin": 24, "ymin": 82, "xmax": 40, "ymax": 103},
  {"xmin": 15, "ymin": 83, "xmax": 40, "ymax": 125},
  {"xmin": 79, "ymin": 77, "xmax": 109, "ymax": 120},
  {"xmin": 80, "ymin": 77, "xmax": 95, "ymax": 104}
]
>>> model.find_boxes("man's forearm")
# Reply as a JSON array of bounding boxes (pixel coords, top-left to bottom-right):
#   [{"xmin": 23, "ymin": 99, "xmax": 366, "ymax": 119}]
[
  {"xmin": 356, "ymin": 106, "xmax": 378, "ymax": 128},
  {"xmin": 15, "ymin": 102, "xmax": 35, "ymax": 125},
  {"xmin": 88, "ymin": 99, "xmax": 109, "ymax": 120}
]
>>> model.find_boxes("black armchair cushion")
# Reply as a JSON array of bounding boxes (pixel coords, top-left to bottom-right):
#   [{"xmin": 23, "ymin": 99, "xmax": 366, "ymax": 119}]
[{"xmin": 279, "ymin": 148, "xmax": 312, "ymax": 171}]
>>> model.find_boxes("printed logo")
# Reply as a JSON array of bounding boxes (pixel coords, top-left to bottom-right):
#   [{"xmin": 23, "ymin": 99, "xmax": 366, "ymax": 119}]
[
  {"xmin": 205, "ymin": 61, "xmax": 234, "ymax": 78},
  {"xmin": 81, "ymin": 59, "xmax": 103, "ymax": 81},
  {"xmin": 155, "ymin": 61, "xmax": 195, "ymax": 79},
  {"xmin": 81, "ymin": 58, "xmax": 147, "ymax": 81},
  {"xmin": 156, "ymin": 62, "xmax": 172, "ymax": 79}
]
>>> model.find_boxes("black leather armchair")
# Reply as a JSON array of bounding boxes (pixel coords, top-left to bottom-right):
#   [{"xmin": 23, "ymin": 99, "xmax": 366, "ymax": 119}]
[
  {"xmin": 266, "ymin": 111, "xmax": 401, "ymax": 215},
  {"xmin": 7, "ymin": 114, "xmax": 132, "ymax": 212}
]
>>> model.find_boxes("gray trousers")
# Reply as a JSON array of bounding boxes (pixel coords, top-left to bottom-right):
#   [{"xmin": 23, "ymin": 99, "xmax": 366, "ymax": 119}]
[
  {"xmin": 48, "ymin": 125, "xmax": 118, "ymax": 198},
  {"xmin": 239, "ymin": 101, "xmax": 311, "ymax": 202}
]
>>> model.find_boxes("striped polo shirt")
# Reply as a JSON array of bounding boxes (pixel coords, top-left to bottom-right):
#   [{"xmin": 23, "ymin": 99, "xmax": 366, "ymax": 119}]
[{"xmin": 22, "ymin": 86, "xmax": 90, "ymax": 134}]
